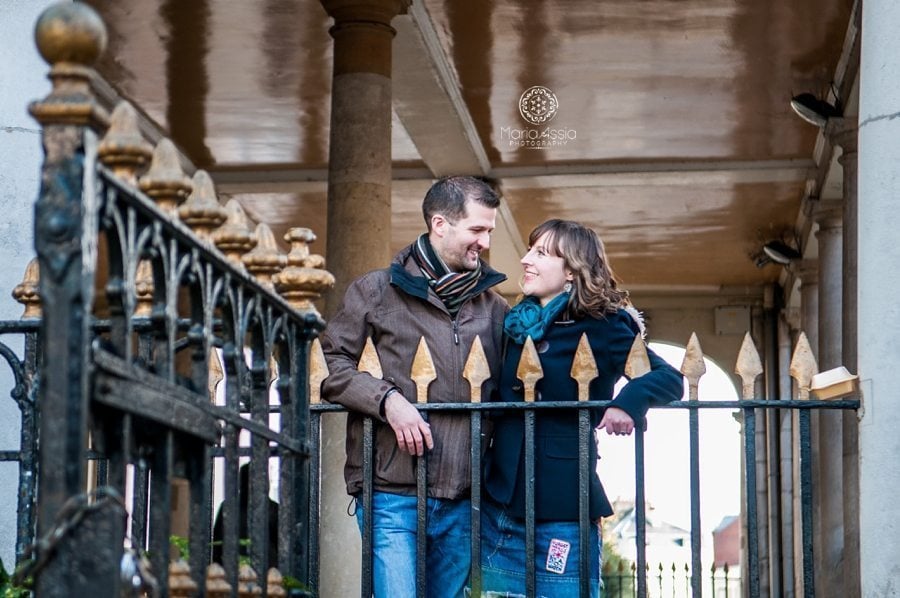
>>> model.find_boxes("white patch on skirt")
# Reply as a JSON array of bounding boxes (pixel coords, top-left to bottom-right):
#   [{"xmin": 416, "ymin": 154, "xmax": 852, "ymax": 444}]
[{"xmin": 545, "ymin": 538, "xmax": 571, "ymax": 574}]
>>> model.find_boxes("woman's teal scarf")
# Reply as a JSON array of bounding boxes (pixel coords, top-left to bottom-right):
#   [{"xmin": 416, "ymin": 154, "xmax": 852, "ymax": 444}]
[{"xmin": 503, "ymin": 292, "xmax": 570, "ymax": 344}]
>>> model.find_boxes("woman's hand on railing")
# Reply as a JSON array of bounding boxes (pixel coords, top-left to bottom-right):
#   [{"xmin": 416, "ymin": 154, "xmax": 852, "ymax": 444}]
[{"xmin": 597, "ymin": 406, "xmax": 635, "ymax": 436}]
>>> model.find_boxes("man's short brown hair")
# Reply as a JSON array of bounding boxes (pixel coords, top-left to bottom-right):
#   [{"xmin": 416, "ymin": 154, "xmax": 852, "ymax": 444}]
[{"xmin": 422, "ymin": 176, "xmax": 500, "ymax": 230}]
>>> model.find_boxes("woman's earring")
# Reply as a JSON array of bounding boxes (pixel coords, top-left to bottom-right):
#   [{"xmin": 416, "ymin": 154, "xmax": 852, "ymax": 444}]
[{"xmin": 564, "ymin": 281, "xmax": 573, "ymax": 293}]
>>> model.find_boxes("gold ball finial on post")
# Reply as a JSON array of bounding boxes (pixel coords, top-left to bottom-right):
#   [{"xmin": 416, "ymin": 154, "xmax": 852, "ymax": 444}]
[
  {"xmin": 30, "ymin": 2, "xmax": 110, "ymax": 128},
  {"xmin": 34, "ymin": 2, "xmax": 107, "ymax": 67},
  {"xmin": 139, "ymin": 139, "xmax": 193, "ymax": 215},
  {"xmin": 273, "ymin": 227, "xmax": 335, "ymax": 316}
]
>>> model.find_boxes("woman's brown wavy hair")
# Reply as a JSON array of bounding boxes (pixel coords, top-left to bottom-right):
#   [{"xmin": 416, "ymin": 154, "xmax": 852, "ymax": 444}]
[{"xmin": 527, "ymin": 219, "xmax": 627, "ymax": 319}]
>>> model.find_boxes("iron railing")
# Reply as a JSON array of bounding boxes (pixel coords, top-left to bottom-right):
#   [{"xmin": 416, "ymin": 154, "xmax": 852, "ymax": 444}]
[
  {"xmin": 13, "ymin": 3, "xmax": 333, "ymax": 595},
  {"xmin": 306, "ymin": 332, "xmax": 859, "ymax": 598},
  {"xmin": 600, "ymin": 562, "xmax": 740, "ymax": 598},
  {"xmin": 0, "ymin": 320, "xmax": 40, "ymax": 565}
]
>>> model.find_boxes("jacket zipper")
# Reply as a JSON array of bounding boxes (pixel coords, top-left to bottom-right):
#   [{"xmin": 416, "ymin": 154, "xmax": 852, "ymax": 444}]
[{"xmin": 452, "ymin": 318, "xmax": 460, "ymax": 345}]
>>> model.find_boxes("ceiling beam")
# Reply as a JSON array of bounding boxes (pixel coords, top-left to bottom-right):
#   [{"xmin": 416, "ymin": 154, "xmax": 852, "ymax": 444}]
[
  {"xmin": 391, "ymin": 1, "xmax": 490, "ymax": 177},
  {"xmin": 209, "ymin": 158, "xmax": 814, "ymax": 194},
  {"xmin": 494, "ymin": 158, "xmax": 814, "ymax": 188}
]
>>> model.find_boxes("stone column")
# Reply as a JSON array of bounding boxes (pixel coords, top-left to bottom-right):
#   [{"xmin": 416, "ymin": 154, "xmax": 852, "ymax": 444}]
[
  {"xmin": 777, "ymin": 314, "xmax": 795, "ymax": 598},
  {"xmin": 322, "ymin": 0, "xmax": 408, "ymax": 309},
  {"xmin": 813, "ymin": 200, "xmax": 844, "ymax": 597},
  {"xmin": 761, "ymin": 288, "xmax": 778, "ymax": 598},
  {"xmin": 318, "ymin": 1, "xmax": 408, "ymax": 595},
  {"xmin": 858, "ymin": 0, "xmax": 900, "ymax": 591},
  {"xmin": 830, "ymin": 120, "xmax": 861, "ymax": 597},
  {"xmin": 793, "ymin": 260, "xmax": 817, "ymax": 598},
  {"xmin": 797, "ymin": 261, "xmax": 819, "ymax": 358}
]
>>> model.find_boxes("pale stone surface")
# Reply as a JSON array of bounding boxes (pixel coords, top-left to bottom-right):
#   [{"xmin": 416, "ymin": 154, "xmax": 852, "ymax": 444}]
[
  {"xmin": 859, "ymin": 0, "xmax": 900, "ymax": 590},
  {"xmin": 325, "ymin": 72, "xmax": 393, "ymax": 315},
  {"xmin": 813, "ymin": 201, "xmax": 845, "ymax": 597},
  {"xmin": 0, "ymin": 0, "xmax": 63, "ymax": 569},
  {"xmin": 321, "ymin": 65, "xmax": 393, "ymax": 598}
]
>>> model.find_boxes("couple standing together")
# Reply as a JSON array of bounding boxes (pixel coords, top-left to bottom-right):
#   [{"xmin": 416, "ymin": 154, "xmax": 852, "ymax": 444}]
[{"xmin": 320, "ymin": 176, "xmax": 684, "ymax": 597}]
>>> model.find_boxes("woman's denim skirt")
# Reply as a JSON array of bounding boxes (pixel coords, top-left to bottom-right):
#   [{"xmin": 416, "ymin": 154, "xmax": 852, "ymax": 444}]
[{"xmin": 479, "ymin": 499, "xmax": 602, "ymax": 597}]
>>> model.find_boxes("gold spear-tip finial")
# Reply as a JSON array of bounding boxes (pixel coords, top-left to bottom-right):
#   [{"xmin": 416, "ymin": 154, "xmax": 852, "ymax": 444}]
[
  {"xmin": 411, "ymin": 337, "xmax": 437, "ymax": 405},
  {"xmin": 570, "ymin": 333, "xmax": 599, "ymax": 403},
  {"xmin": 789, "ymin": 332, "xmax": 818, "ymax": 400},
  {"xmin": 516, "ymin": 336, "xmax": 544, "ymax": 403},
  {"xmin": 735, "ymin": 332, "xmax": 764, "ymax": 400},
  {"xmin": 358, "ymin": 337, "xmax": 383, "ymax": 379},
  {"xmin": 681, "ymin": 332, "xmax": 706, "ymax": 400},
  {"xmin": 624, "ymin": 334, "xmax": 651, "ymax": 379},
  {"xmin": 463, "ymin": 335, "xmax": 491, "ymax": 403}
]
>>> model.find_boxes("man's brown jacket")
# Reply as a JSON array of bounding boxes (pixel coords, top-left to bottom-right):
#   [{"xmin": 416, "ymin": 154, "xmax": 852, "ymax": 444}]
[{"xmin": 320, "ymin": 244, "xmax": 508, "ymax": 499}]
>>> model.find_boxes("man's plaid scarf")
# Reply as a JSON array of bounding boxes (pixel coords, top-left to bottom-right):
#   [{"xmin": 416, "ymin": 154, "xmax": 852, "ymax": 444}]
[{"xmin": 411, "ymin": 234, "xmax": 482, "ymax": 317}]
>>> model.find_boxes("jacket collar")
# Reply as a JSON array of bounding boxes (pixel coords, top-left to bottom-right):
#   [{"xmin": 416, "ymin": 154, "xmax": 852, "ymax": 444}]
[{"xmin": 389, "ymin": 243, "xmax": 507, "ymax": 302}]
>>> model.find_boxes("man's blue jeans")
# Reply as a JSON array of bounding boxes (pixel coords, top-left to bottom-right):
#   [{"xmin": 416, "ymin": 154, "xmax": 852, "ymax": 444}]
[{"xmin": 355, "ymin": 491, "xmax": 471, "ymax": 598}]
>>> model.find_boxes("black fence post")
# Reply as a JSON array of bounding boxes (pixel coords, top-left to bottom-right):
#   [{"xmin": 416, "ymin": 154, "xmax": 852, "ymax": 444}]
[{"xmin": 29, "ymin": 3, "xmax": 124, "ymax": 596}]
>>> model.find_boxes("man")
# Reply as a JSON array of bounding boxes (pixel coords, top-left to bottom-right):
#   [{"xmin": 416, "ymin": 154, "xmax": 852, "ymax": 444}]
[{"xmin": 321, "ymin": 176, "xmax": 508, "ymax": 597}]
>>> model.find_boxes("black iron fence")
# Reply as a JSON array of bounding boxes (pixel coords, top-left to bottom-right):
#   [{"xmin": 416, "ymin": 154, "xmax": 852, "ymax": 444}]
[
  {"xmin": 600, "ymin": 561, "xmax": 740, "ymax": 598},
  {"xmin": 306, "ymin": 333, "xmax": 859, "ymax": 598},
  {"xmin": 3, "ymin": 315, "xmax": 856, "ymax": 597},
  {"xmin": 0, "ymin": 320, "xmax": 40, "ymax": 567},
  {"xmin": 6, "ymin": 3, "xmax": 333, "ymax": 596}
]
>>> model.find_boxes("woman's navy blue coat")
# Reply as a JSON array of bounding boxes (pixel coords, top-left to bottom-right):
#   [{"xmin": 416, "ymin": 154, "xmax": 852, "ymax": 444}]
[{"xmin": 483, "ymin": 308, "xmax": 684, "ymax": 521}]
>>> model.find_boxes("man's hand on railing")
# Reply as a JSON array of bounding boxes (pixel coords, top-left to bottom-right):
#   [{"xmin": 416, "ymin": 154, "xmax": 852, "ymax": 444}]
[
  {"xmin": 597, "ymin": 406, "xmax": 635, "ymax": 436},
  {"xmin": 384, "ymin": 392, "xmax": 434, "ymax": 456}
]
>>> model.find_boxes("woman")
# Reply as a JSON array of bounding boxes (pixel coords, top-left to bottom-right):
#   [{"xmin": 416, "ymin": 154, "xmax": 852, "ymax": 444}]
[{"xmin": 481, "ymin": 219, "xmax": 684, "ymax": 596}]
